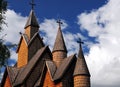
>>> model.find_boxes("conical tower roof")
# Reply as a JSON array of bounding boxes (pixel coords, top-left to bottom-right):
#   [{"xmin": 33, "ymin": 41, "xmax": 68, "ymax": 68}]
[
  {"xmin": 52, "ymin": 21, "xmax": 67, "ymax": 53},
  {"xmin": 74, "ymin": 40, "xmax": 90, "ymax": 76},
  {"xmin": 24, "ymin": 10, "xmax": 39, "ymax": 29}
]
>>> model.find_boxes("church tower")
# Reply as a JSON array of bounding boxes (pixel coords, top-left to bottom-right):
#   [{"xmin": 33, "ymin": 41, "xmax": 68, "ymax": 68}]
[
  {"xmin": 52, "ymin": 20, "xmax": 67, "ymax": 67},
  {"xmin": 16, "ymin": 9, "xmax": 44, "ymax": 68},
  {"xmin": 74, "ymin": 39, "xmax": 91, "ymax": 87},
  {"xmin": 24, "ymin": 10, "xmax": 39, "ymax": 39},
  {"xmin": 1, "ymin": 1, "xmax": 91, "ymax": 87}
]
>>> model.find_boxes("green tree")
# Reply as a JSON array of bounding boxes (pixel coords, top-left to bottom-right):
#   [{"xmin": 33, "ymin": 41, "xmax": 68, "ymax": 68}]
[
  {"xmin": 0, "ymin": 39, "xmax": 10, "ymax": 68},
  {"xmin": 0, "ymin": 0, "xmax": 7, "ymax": 31},
  {"xmin": 0, "ymin": 0, "xmax": 10, "ymax": 69}
]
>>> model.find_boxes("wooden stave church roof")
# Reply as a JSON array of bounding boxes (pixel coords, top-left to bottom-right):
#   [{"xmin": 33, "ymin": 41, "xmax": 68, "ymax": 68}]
[{"xmin": 1, "ymin": 8, "xmax": 90, "ymax": 87}]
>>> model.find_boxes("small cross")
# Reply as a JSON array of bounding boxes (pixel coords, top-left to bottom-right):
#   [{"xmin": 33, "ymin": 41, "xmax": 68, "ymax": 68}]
[
  {"xmin": 77, "ymin": 38, "xmax": 84, "ymax": 46},
  {"xmin": 30, "ymin": 0, "xmax": 36, "ymax": 10},
  {"xmin": 57, "ymin": 19, "xmax": 63, "ymax": 27},
  {"xmin": 19, "ymin": 32, "xmax": 22, "ymax": 35}
]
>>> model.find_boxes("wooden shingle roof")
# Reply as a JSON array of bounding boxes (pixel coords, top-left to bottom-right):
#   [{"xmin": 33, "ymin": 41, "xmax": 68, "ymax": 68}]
[
  {"xmin": 13, "ymin": 46, "xmax": 49, "ymax": 86},
  {"xmin": 74, "ymin": 44, "xmax": 90, "ymax": 76},
  {"xmin": 16, "ymin": 32, "xmax": 44, "ymax": 53},
  {"xmin": 24, "ymin": 10, "xmax": 39, "ymax": 29},
  {"xmin": 46, "ymin": 54, "xmax": 76, "ymax": 81},
  {"xmin": 52, "ymin": 26, "xmax": 67, "ymax": 53},
  {"xmin": 46, "ymin": 61, "xmax": 57, "ymax": 80}
]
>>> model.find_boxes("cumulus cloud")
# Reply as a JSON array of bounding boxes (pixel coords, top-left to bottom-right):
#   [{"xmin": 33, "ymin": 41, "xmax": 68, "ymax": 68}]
[
  {"xmin": 0, "ymin": 9, "xmax": 27, "ymax": 68},
  {"xmin": 3, "ymin": 0, "xmax": 120, "ymax": 86},
  {"xmin": 78, "ymin": 0, "xmax": 120, "ymax": 86},
  {"xmin": 1, "ymin": 9, "xmax": 84, "ymax": 66},
  {"xmin": 40, "ymin": 19, "xmax": 84, "ymax": 55},
  {"xmin": 2, "ymin": 9, "xmax": 27, "ymax": 44}
]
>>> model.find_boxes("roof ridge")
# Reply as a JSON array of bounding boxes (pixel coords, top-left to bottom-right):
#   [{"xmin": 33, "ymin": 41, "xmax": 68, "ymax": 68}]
[
  {"xmin": 16, "ymin": 34, "xmax": 29, "ymax": 53},
  {"xmin": 14, "ymin": 46, "xmax": 48, "ymax": 86},
  {"xmin": 53, "ymin": 54, "xmax": 76, "ymax": 81},
  {"xmin": 28, "ymin": 32, "xmax": 44, "ymax": 47},
  {"xmin": 46, "ymin": 61, "xmax": 57, "ymax": 81}
]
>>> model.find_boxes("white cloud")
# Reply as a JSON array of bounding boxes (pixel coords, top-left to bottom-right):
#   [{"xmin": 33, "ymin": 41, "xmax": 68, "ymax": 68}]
[
  {"xmin": 1, "ymin": 9, "xmax": 84, "ymax": 66},
  {"xmin": 3, "ymin": 1, "xmax": 120, "ymax": 86},
  {"xmin": 78, "ymin": 0, "xmax": 120, "ymax": 86},
  {"xmin": 2, "ymin": 9, "xmax": 27, "ymax": 44},
  {"xmin": 0, "ymin": 9, "xmax": 27, "ymax": 67},
  {"xmin": 40, "ymin": 19, "xmax": 84, "ymax": 55}
]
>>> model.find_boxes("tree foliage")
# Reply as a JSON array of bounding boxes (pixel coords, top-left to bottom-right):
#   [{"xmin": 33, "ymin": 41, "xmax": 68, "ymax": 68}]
[
  {"xmin": 0, "ymin": 40, "xmax": 10, "ymax": 68},
  {"xmin": 0, "ymin": 0, "xmax": 10, "ymax": 69},
  {"xmin": 0, "ymin": 0, "xmax": 7, "ymax": 31}
]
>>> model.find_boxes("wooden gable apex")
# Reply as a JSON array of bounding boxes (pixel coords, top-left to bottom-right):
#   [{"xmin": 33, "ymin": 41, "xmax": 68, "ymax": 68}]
[
  {"xmin": 46, "ymin": 54, "xmax": 77, "ymax": 81},
  {"xmin": 28, "ymin": 32, "xmax": 44, "ymax": 47},
  {"xmin": 16, "ymin": 34, "xmax": 29, "ymax": 53},
  {"xmin": 16, "ymin": 32, "xmax": 44, "ymax": 53},
  {"xmin": 13, "ymin": 46, "xmax": 52, "ymax": 86},
  {"xmin": 1, "ymin": 66, "xmax": 20, "ymax": 87}
]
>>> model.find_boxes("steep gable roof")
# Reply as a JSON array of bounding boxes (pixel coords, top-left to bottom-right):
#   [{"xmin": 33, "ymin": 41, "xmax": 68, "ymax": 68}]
[
  {"xmin": 28, "ymin": 32, "xmax": 44, "ymax": 47},
  {"xmin": 6, "ymin": 66, "xmax": 19, "ymax": 84},
  {"xmin": 24, "ymin": 10, "xmax": 39, "ymax": 29},
  {"xmin": 46, "ymin": 61, "xmax": 57, "ymax": 80},
  {"xmin": 1, "ymin": 66, "xmax": 24, "ymax": 87},
  {"xmin": 16, "ymin": 32, "xmax": 44, "ymax": 53},
  {"xmin": 46, "ymin": 54, "xmax": 76, "ymax": 81},
  {"xmin": 53, "ymin": 54, "xmax": 76, "ymax": 81},
  {"xmin": 16, "ymin": 34, "xmax": 29, "ymax": 53},
  {"xmin": 14, "ymin": 46, "xmax": 51, "ymax": 86}
]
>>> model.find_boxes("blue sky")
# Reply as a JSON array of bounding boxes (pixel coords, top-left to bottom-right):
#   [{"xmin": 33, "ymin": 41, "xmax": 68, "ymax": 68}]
[
  {"xmin": 1, "ymin": 0, "xmax": 120, "ymax": 87},
  {"xmin": 7, "ymin": 0, "xmax": 106, "ymax": 34}
]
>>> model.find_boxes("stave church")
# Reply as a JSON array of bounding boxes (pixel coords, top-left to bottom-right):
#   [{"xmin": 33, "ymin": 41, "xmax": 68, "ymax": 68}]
[{"xmin": 1, "ymin": 2, "xmax": 91, "ymax": 87}]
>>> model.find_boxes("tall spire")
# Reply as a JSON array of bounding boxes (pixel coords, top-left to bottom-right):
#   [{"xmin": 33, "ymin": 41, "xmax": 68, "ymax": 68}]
[
  {"xmin": 74, "ymin": 38, "xmax": 90, "ymax": 76},
  {"xmin": 24, "ymin": 0, "xmax": 39, "ymax": 29},
  {"xmin": 77, "ymin": 38, "xmax": 84, "ymax": 58},
  {"xmin": 24, "ymin": 10, "xmax": 39, "ymax": 29},
  {"xmin": 52, "ymin": 19, "xmax": 67, "ymax": 53}
]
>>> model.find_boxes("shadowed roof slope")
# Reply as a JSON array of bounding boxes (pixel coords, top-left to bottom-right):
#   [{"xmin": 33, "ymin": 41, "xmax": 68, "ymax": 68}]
[
  {"xmin": 46, "ymin": 54, "xmax": 76, "ymax": 81},
  {"xmin": 14, "ymin": 46, "xmax": 51, "ymax": 86},
  {"xmin": 24, "ymin": 10, "xmax": 39, "ymax": 29}
]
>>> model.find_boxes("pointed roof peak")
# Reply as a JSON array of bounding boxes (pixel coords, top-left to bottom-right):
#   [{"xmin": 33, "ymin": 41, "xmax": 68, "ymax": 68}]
[
  {"xmin": 24, "ymin": 9, "xmax": 39, "ymax": 29},
  {"xmin": 77, "ymin": 38, "xmax": 84, "ymax": 58},
  {"xmin": 57, "ymin": 19, "xmax": 63, "ymax": 29},
  {"xmin": 52, "ymin": 20, "xmax": 67, "ymax": 53},
  {"xmin": 74, "ymin": 38, "xmax": 90, "ymax": 76}
]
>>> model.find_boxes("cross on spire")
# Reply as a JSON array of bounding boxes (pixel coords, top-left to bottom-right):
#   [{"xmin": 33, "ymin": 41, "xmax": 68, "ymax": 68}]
[
  {"xmin": 77, "ymin": 38, "xmax": 84, "ymax": 47},
  {"xmin": 30, "ymin": 0, "xmax": 36, "ymax": 10},
  {"xmin": 57, "ymin": 19, "xmax": 63, "ymax": 28}
]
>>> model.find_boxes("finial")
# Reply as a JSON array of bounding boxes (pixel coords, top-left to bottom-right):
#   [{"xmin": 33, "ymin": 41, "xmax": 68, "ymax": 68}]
[
  {"xmin": 19, "ymin": 32, "xmax": 22, "ymax": 35},
  {"xmin": 77, "ymin": 38, "xmax": 84, "ymax": 47},
  {"xmin": 30, "ymin": 0, "xmax": 36, "ymax": 10},
  {"xmin": 57, "ymin": 19, "xmax": 63, "ymax": 28}
]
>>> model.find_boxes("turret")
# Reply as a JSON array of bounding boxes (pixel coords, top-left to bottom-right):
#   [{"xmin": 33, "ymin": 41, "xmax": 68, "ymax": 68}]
[
  {"xmin": 74, "ymin": 38, "xmax": 90, "ymax": 87},
  {"xmin": 24, "ymin": 10, "xmax": 39, "ymax": 40},
  {"xmin": 17, "ymin": 4, "xmax": 44, "ymax": 68},
  {"xmin": 52, "ymin": 20, "xmax": 67, "ymax": 67}
]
